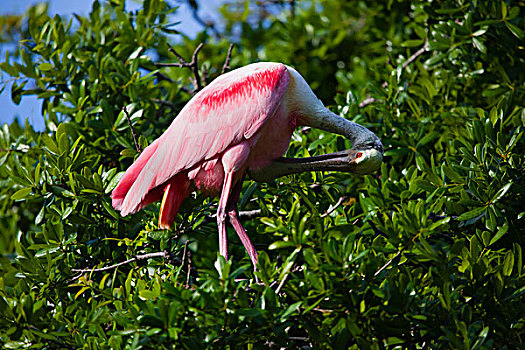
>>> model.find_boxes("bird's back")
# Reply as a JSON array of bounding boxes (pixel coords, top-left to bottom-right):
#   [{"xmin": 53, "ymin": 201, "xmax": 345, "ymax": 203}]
[{"xmin": 112, "ymin": 62, "xmax": 290, "ymax": 216}]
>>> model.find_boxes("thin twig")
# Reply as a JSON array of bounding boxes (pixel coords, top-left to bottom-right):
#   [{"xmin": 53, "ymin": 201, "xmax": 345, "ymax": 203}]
[
  {"xmin": 238, "ymin": 209, "xmax": 262, "ymax": 220},
  {"xmin": 180, "ymin": 240, "xmax": 193, "ymax": 288},
  {"xmin": 181, "ymin": 240, "xmax": 189, "ymax": 269},
  {"xmin": 321, "ymin": 196, "xmax": 347, "ymax": 218},
  {"xmin": 157, "ymin": 43, "xmax": 205, "ymax": 93},
  {"xmin": 154, "ymin": 62, "xmax": 187, "ymax": 67},
  {"xmin": 190, "ymin": 43, "xmax": 204, "ymax": 91},
  {"xmin": 275, "ymin": 272, "xmax": 290, "ymax": 295},
  {"xmin": 275, "ymin": 262, "xmax": 300, "ymax": 295},
  {"xmin": 71, "ymin": 251, "xmax": 169, "ymax": 273},
  {"xmin": 167, "ymin": 43, "xmax": 187, "ymax": 64},
  {"xmin": 185, "ymin": 250, "xmax": 192, "ymax": 287},
  {"xmin": 122, "ymin": 106, "xmax": 141, "ymax": 153},
  {"xmin": 221, "ymin": 44, "xmax": 235, "ymax": 74},
  {"xmin": 374, "ymin": 250, "xmax": 402, "ymax": 277},
  {"xmin": 311, "ymin": 308, "xmax": 334, "ymax": 314},
  {"xmin": 289, "ymin": 337, "xmax": 310, "ymax": 341},
  {"xmin": 402, "ymin": 38, "xmax": 430, "ymax": 69},
  {"xmin": 154, "ymin": 70, "xmax": 174, "ymax": 83}
]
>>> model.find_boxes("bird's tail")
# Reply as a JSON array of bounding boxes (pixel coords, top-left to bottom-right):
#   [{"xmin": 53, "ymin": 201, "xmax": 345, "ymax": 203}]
[
  {"xmin": 112, "ymin": 140, "xmax": 192, "ymax": 228},
  {"xmin": 111, "ymin": 140, "xmax": 161, "ymax": 213}
]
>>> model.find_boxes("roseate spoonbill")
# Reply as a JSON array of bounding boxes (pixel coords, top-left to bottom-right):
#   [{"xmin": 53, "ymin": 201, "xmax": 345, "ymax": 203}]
[{"xmin": 112, "ymin": 62, "xmax": 383, "ymax": 267}]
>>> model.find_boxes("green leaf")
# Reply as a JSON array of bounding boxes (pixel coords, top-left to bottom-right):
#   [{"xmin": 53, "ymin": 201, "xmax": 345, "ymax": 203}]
[
  {"xmin": 442, "ymin": 165, "xmax": 464, "ymax": 184},
  {"xmin": 102, "ymin": 199, "xmax": 119, "ymax": 219},
  {"xmin": 268, "ymin": 240, "xmax": 296, "ymax": 250},
  {"xmin": 214, "ymin": 256, "xmax": 230, "ymax": 279},
  {"xmin": 472, "ymin": 37, "xmax": 487, "ymax": 54},
  {"xmin": 491, "ymin": 183, "xmax": 512, "ymax": 203},
  {"xmin": 472, "ymin": 26, "xmax": 488, "ymax": 36},
  {"xmin": 0, "ymin": 62, "xmax": 19, "ymax": 76},
  {"xmin": 105, "ymin": 171, "xmax": 123, "ymax": 194},
  {"xmin": 502, "ymin": 250, "xmax": 514, "ymax": 276},
  {"xmin": 139, "ymin": 315, "xmax": 164, "ymax": 328},
  {"xmin": 486, "ymin": 207, "xmax": 497, "ymax": 232},
  {"xmin": 120, "ymin": 148, "xmax": 137, "ymax": 158},
  {"xmin": 280, "ymin": 301, "xmax": 302, "ymax": 323},
  {"xmin": 489, "ymin": 223, "xmax": 509, "ymax": 246},
  {"xmin": 236, "ymin": 308, "xmax": 264, "ymax": 319},
  {"xmin": 58, "ymin": 133, "xmax": 70, "ymax": 153},
  {"xmin": 416, "ymin": 131, "xmax": 439, "ymax": 148},
  {"xmin": 414, "ymin": 179, "xmax": 436, "ymax": 192},
  {"xmin": 505, "ymin": 21, "xmax": 523, "ymax": 39},
  {"xmin": 38, "ymin": 63, "xmax": 53, "ymax": 71},
  {"xmin": 457, "ymin": 206, "xmax": 485, "ymax": 221},
  {"xmin": 402, "ymin": 39, "xmax": 425, "ymax": 47},
  {"xmin": 434, "ymin": 7, "xmax": 462, "ymax": 14},
  {"xmin": 0, "ymin": 153, "xmax": 9, "ymax": 168},
  {"xmin": 35, "ymin": 206, "xmax": 45, "ymax": 225},
  {"xmin": 11, "ymin": 188, "xmax": 32, "ymax": 200},
  {"xmin": 41, "ymin": 133, "xmax": 59, "ymax": 154}
]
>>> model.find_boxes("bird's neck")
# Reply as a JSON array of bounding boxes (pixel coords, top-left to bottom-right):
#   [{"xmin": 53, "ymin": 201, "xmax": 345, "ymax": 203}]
[
  {"xmin": 285, "ymin": 66, "xmax": 381, "ymax": 149},
  {"xmin": 301, "ymin": 107, "xmax": 379, "ymax": 148}
]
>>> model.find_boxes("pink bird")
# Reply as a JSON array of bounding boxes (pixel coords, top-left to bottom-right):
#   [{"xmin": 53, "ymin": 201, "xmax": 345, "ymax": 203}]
[{"xmin": 112, "ymin": 62, "xmax": 383, "ymax": 267}]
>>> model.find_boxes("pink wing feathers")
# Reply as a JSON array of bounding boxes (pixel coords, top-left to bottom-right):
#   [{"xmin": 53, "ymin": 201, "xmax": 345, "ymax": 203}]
[{"xmin": 112, "ymin": 62, "xmax": 290, "ymax": 216}]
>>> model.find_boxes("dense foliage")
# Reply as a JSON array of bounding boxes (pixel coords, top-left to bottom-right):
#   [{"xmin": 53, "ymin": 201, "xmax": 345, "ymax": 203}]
[{"xmin": 0, "ymin": 0, "xmax": 524, "ymax": 348}]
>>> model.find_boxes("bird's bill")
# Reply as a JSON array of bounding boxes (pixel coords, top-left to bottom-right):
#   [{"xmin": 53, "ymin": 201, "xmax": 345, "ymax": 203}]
[{"xmin": 249, "ymin": 147, "xmax": 382, "ymax": 182}]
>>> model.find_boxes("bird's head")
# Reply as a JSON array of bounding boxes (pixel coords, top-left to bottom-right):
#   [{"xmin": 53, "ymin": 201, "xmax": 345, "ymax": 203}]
[{"xmin": 349, "ymin": 136, "xmax": 384, "ymax": 174}]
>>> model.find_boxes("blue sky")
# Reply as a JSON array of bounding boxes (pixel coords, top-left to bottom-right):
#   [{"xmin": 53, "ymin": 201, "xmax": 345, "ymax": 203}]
[{"xmin": 0, "ymin": 0, "xmax": 222, "ymax": 130}]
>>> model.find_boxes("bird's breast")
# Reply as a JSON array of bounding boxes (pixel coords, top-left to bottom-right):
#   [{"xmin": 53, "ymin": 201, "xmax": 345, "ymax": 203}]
[{"xmin": 246, "ymin": 102, "xmax": 296, "ymax": 171}]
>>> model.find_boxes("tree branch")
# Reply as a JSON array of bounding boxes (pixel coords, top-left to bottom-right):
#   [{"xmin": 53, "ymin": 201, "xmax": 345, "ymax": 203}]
[
  {"xmin": 374, "ymin": 250, "xmax": 403, "ymax": 277},
  {"xmin": 156, "ymin": 43, "xmax": 205, "ymax": 93},
  {"xmin": 321, "ymin": 196, "xmax": 347, "ymax": 218},
  {"xmin": 71, "ymin": 251, "xmax": 169, "ymax": 273},
  {"xmin": 189, "ymin": 43, "xmax": 204, "ymax": 91},
  {"xmin": 402, "ymin": 38, "xmax": 429, "ymax": 69},
  {"xmin": 167, "ymin": 42, "xmax": 188, "ymax": 64},
  {"xmin": 238, "ymin": 209, "xmax": 262, "ymax": 220},
  {"xmin": 275, "ymin": 269, "xmax": 290, "ymax": 295},
  {"xmin": 122, "ymin": 106, "xmax": 141, "ymax": 153},
  {"xmin": 153, "ymin": 70, "xmax": 174, "ymax": 83},
  {"xmin": 185, "ymin": 245, "xmax": 192, "ymax": 287},
  {"xmin": 221, "ymin": 44, "xmax": 235, "ymax": 74}
]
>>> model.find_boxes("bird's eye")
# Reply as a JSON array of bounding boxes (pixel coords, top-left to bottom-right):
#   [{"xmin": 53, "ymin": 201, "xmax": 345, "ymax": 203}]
[{"xmin": 355, "ymin": 152, "xmax": 363, "ymax": 159}]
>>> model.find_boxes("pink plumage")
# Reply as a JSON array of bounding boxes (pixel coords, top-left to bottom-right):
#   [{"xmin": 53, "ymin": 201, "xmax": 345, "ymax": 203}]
[
  {"xmin": 112, "ymin": 63, "xmax": 293, "ymax": 239},
  {"xmin": 112, "ymin": 61, "xmax": 384, "ymax": 267}
]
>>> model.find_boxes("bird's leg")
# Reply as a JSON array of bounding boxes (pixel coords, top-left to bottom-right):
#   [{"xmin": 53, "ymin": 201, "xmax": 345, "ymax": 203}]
[
  {"xmin": 158, "ymin": 175, "xmax": 191, "ymax": 229},
  {"xmin": 226, "ymin": 176, "xmax": 258, "ymax": 269},
  {"xmin": 217, "ymin": 171, "xmax": 234, "ymax": 260}
]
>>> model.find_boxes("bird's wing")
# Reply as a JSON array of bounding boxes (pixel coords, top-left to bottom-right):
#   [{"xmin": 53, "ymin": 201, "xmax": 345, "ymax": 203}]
[{"xmin": 113, "ymin": 62, "xmax": 290, "ymax": 215}]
